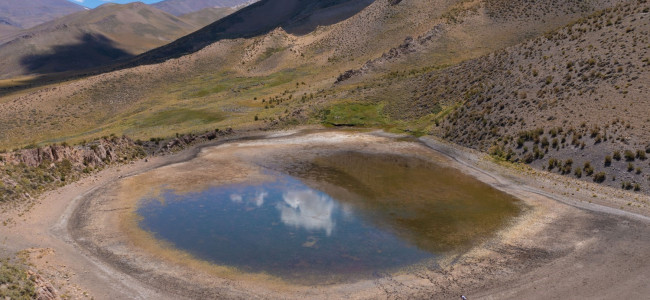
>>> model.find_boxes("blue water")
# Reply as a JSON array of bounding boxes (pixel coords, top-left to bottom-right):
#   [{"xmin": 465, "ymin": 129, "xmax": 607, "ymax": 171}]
[{"xmin": 137, "ymin": 174, "xmax": 435, "ymax": 282}]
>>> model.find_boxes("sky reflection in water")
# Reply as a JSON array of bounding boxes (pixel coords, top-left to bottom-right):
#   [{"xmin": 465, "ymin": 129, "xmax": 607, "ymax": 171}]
[{"xmin": 137, "ymin": 174, "xmax": 434, "ymax": 282}]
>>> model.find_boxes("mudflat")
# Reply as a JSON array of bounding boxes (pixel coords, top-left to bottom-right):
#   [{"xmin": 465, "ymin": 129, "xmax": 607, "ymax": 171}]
[{"xmin": 2, "ymin": 130, "xmax": 649, "ymax": 299}]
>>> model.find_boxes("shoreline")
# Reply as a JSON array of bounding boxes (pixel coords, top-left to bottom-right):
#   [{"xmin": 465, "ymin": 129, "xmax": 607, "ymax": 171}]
[{"xmin": 1, "ymin": 129, "xmax": 649, "ymax": 299}]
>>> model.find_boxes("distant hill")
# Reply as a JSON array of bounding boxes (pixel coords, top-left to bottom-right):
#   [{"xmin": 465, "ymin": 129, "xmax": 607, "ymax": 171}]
[
  {"xmin": 0, "ymin": 2, "xmax": 198, "ymax": 78},
  {"xmin": 0, "ymin": 22, "xmax": 18, "ymax": 39},
  {"xmin": 0, "ymin": 0, "xmax": 84, "ymax": 29},
  {"xmin": 152, "ymin": 0, "xmax": 253, "ymax": 16},
  {"xmin": 178, "ymin": 7, "xmax": 237, "ymax": 28},
  {"xmin": 128, "ymin": 0, "xmax": 374, "ymax": 66}
]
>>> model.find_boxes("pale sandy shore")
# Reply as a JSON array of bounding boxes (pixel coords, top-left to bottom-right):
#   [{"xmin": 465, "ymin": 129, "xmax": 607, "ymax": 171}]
[{"xmin": 1, "ymin": 129, "xmax": 649, "ymax": 299}]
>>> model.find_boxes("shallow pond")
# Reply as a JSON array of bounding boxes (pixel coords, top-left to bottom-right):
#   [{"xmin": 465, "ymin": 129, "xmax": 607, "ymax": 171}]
[{"xmin": 137, "ymin": 150, "xmax": 521, "ymax": 283}]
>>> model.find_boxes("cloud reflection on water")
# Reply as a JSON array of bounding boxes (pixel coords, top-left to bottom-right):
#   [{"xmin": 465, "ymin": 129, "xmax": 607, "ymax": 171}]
[
  {"xmin": 229, "ymin": 191, "xmax": 267, "ymax": 207},
  {"xmin": 277, "ymin": 189, "xmax": 336, "ymax": 236}
]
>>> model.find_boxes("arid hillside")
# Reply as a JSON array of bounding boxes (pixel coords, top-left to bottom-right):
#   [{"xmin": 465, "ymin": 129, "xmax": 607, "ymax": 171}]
[
  {"xmin": 0, "ymin": 22, "xmax": 18, "ymax": 39},
  {"xmin": 329, "ymin": 0, "xmax": 649, "ymax": 192},
  {"xmin": 0, "ymin": 0, "xmax": 646, "ymax": 195},
  {"xmin": 0, "ymin": 2, "xmax": 209, "ymax": 79},
  {"xmin": 152, "ymin": 0, "xmax": 253, "ymax": 16},
  {"xmin": 0, "ymin": 0, "xmax": 84, "ymax": 29},
  {"xmin": 179, "ymin": 7, "xmax": 238, "ymax": 28}
]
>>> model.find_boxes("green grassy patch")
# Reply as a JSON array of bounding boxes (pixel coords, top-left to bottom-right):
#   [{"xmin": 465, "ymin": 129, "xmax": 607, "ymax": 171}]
[
  {"xmin": 183, "ymin": 69, "xmax": 302, "ymax": 100},
  {"xmin": 134, "ymin": 108, "xmax": 224, "ymax": 129},
  {"xmin": 321, "ymin": 102, "xmax": 387, "ymax": 127}
]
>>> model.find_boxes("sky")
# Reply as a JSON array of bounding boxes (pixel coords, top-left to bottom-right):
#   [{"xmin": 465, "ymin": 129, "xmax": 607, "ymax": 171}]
[{"xmin": 67, "ymin": 0, "xmax": 164, "ymax": 9}]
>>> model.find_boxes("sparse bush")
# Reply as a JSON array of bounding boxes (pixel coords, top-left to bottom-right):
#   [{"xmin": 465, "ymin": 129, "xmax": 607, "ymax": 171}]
[
  {"xmin": 584, "ymin": 162, "xmax": 594, "ymax": 176},
  {"xmin": 628, "ymin": 163, "xmax": 634, "ymax": 172},
  {"xmin": 541, "ymin": 137, "xmax": 550, "ymax": 148},
  {"xmin": 622, "ymin": 181, "xmax": 632, "ymax": 190},
  {"xmin": 634, "ymin": 183, "xmax": 641, "ymax": 191},
  {"xmin": 613, "ymin": 150, "xmax": 621, "ymax": 161},
  {"xmin": 0, "ymin": 260, "xmax": 36, "ymax": 299},
  {"xmin": 523, "ymin": 153, "xmax": 534, "ymax": 164},
  {"xmin": 574, "ymin": 167, "xmax": 582, "ymax": 178},
  {"xmin": 545, "ymin": 76, "xmax": 553, "ymax": 85},
  {"xmin": 624, "ymin": 150, "xmax": 635, "ymax": 161},
  {"xmin": 604, "ymin": 156, "xmax": 612, "ymax": 166},
  {"xmin": 516, "ymin": 137, "xmax": 524, "ymax": 148},
  {"xmin": 562, "ymin": 159, "xmax": 573, "ymax": 174},
  {"xmin": 637, "ymin": 150, "xmax": 647, "ymax": 160},
  {"xmin": 593, "ymin": 172, "xmax": 606, "ymax": 183}
]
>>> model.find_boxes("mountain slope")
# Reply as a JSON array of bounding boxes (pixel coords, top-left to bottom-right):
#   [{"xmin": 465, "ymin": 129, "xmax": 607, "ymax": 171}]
[
  {"xmin": 0, "ymin": 0, "xmax": 84, "ymax": 29},
  {"xmin": 327, "ymin": 0, "xmax": 649, "ymax": 192},
  {"xmin": 0, "ymin": 22, "xmax": 18, "ymax": 39},
  {"xmin": 153, "ymin": 0, "xmax": 252, "ymax": 16},
  {"xmin": 0, "ymin": 2, "xmax": 199, "ymax": 78},
  {"xmin": 0, "ymin": 0, "xmax": 645, "ymax": 195},
  {"xmin": 178, "ymin": 7, "xmax": 237, "ymax": 28},
  {"xmin": 124, "ymin": 0, "xmax": 375, "ymax": 67}
]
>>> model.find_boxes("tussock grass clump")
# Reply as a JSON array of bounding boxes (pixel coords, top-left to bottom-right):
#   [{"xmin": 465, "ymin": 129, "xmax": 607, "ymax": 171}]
[{"xmin": 0, "ymin": 260, "xmax": 35, "ymax": 300}]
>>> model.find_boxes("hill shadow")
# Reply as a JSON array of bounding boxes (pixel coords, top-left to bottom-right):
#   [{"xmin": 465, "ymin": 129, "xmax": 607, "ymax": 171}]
[
  {"xmin": 1, "ymin": 0, "xmax": 376, "ymax": 96},
  {"xmin": 19, "ymin": 33, "xmax": 132, "ymax": 75},
  {"xmin": 125, "ymin": 0, "xmax": 374, "ymax": 67}
]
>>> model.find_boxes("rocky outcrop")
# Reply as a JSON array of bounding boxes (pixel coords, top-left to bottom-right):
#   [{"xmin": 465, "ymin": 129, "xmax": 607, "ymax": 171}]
[
  {"xmin": 0, "ymin": 129, "xmax": 237, "ymax": 205},
  {"xmin": 158, "ymin": 128, "xmax": 233, "ymax": 152},
  {"xmin": 0, "ymin": 136, "xmax": 140, "ymax": 168},
  {"xmin": 27, "ymin": 270, "xmax": 60, "ymax": 300}
]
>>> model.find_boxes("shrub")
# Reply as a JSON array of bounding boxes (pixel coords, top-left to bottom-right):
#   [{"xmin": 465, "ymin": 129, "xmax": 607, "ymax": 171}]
[
  {"xmin": 593, "ymin": 172, "xmax": 606, "ymax": 183},
  {"xmin": 637, "ymin": 150, "xmax": 647, "ymax": 160},
  {"xmin": 562, "ymin": 159, "xmax": 573, "ymax": 174},
  {"xmin": 584, "ymin": 162, "xmax": 594, "ymax": 176},
  {"xmin": 624, "ymin": 150, "xmax": 635, "ymax": 161},
  {"xmin": 613, "ymin": 150, "xmax": 621, "ymax": 161},
  {"xmin": 541, "ymin": 137, "xmax": 550, "ymax": 148},
  {"xmin": 0, "ymin": 260, "xmax": 36, "ymax": 299},
  {"xmin": 604, "ymin": 156, "xmax": 612, "ymax": 166},
  {"xmin": 574, "ymin": 167, "xmax": 582, "ymax": 178},
  {"xmin": 622, "ymin": 181, "xmax": 632, "ymax": 190},
  {"xmin": 523, "ymin": 153, "xmax": 534, "ymax": 164},
  {"xmin": 634, "ymin": 183, "xmax": 641, "ymax": 191},
  {"xmin": 628, "ymin": 163, "xmax": 634, "ymax": 172},
  {"xmin": 516, "ymin": 137, "xmax": 524, "ymax": 148}
]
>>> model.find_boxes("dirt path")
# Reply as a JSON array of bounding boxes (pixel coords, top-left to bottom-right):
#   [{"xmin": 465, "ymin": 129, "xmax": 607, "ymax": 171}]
[{"xmin": 1, "ymin": 130, "xmax": 649, "ymax": 299}]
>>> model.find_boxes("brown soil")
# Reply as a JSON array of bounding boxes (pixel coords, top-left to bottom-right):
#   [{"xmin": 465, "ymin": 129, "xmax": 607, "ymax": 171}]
[{"xmin": 1, "ymin": 129, "xmax": 649, "ymax": 299}]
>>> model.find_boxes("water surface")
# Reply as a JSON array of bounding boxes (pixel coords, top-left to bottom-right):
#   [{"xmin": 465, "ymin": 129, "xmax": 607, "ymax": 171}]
[{"xmin": 137, "ymin": 151, "xmax": 521, "ymax": 283}]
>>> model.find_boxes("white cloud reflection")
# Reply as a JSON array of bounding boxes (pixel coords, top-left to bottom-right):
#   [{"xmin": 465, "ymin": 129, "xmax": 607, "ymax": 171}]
[
  {"xmin": 276, "ymin": 189, "xmax": 336, "ymax": 236},
  {"xmin": 253, "ymin": 191, "xmax": 267, "ymax": 207},
  {"xmin": 230, "ymin": 194, "xmax": 243, "ymax": 203},
  {"xmin": 230, "ymin": 191, "xmax": 267, "ymax": 207}
]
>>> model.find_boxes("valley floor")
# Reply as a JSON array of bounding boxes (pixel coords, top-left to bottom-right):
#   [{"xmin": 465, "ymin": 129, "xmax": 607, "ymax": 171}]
[{"xmin": 1, "ymin": 129, "xmax": 649, "ymax": 299}]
